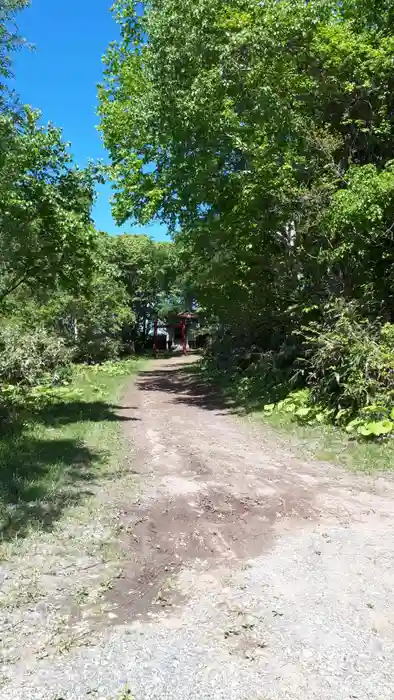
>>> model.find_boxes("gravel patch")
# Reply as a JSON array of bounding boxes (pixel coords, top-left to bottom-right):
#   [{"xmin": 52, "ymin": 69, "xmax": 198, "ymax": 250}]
[{"xmin": 1, "ymin": 356, "xmax": 394, "ymax": 700}]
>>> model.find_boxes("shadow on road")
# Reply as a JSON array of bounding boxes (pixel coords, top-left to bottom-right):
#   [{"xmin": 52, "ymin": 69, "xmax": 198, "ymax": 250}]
[
  {"xmin": 136, "ymin": 361, "xmax": 235, "ymax": 412},
  {"xmin": 0, "ymin": 399, "xmax": 139, "ymax": 542}
]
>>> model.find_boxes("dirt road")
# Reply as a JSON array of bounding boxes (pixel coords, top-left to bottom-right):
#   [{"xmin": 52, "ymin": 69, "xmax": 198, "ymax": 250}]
[{"xmin": 3, "ymin": 356, "xmax": 394, "ymax": 699}]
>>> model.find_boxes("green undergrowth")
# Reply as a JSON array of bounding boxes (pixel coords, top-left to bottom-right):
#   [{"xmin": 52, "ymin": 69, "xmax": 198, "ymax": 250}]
[
  {"xmin": 258, "ymin": 389, "xmax": 394, "ymax": 473},
  {"xmin": 0, "ymin": 358, "xmax": 144, "ymax": 541},
  {"xmin": 203, "ymin": 365, "xmax": 394, "ymax": 473},
  {"xmin": 202, "ymin": 303, "xmax": 394, "ymax": 472},
  {"xmin": 262, "ymin": 389, "xmax": 394, "ymax": 439}
]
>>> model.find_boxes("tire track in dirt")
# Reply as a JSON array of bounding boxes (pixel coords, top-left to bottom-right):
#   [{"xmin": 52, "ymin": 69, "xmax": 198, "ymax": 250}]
[
  {"xmin": 106, "ymin": 356, "xmax": 394, "ymax": 624},
  {"xmin": 4, "ymin": 356, "xmax": 394, "ymax": 700}
]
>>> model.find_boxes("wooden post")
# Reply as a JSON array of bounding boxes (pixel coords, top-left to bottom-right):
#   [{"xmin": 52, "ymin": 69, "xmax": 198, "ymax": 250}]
[
  {"xmin": 153, "ymin": 316, "xmax": 158, "ymax": 356},
  {"xmin": 181, "ymin": 318, "xmax": 187, "ymax": 355}
]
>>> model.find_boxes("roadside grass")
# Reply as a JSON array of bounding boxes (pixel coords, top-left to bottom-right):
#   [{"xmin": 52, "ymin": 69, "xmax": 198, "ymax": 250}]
[
  {"xmin": 252, "ymin": 408, "xmax": 394, "ymax": 473},
  {"xmin": 0, "ymin": 358, "xmax": 143, "ymax": 542},
  {"xmin": 195, "ymin": 362, "xmax": 394, "ymax": 473},
  {"xmin": 0, "ymin": 358, "xmax": 145, "ymax": 676}
]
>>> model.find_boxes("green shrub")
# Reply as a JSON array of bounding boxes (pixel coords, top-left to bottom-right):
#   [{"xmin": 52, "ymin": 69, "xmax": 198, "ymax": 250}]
[
  {"xmin": 73, "ymin": 333, "xmax": 122, "ymax": 364},
  {"xmin": 0, "ymin": 324, "xmax": 72, "ymax": 389},
  {"xmin": 299, "ymin": 302, "xmax": 394, "ymax": 415},
  {"xmin": 261, "ymin": 303, "xmax": 394, "ymax": 439}
]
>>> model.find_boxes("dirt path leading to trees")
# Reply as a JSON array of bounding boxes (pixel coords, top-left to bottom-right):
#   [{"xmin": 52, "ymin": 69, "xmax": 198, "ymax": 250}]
[{"xmin": 3, "ymin": 356, "xmax": 394, "ymax": 700}]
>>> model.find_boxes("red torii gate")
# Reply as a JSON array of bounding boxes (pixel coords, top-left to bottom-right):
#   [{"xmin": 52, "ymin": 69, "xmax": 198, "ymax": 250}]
[{"xmin": 153, "ymin": 312, "xmax": 196, "ymax": 356}]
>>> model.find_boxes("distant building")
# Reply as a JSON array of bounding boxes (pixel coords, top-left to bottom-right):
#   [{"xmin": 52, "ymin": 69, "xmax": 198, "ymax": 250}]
[
  {"xmin": 164, "ymin": 312, "xmax": 199, "ymax": 351},
  {"xmin": 152, "ymin": 312, "xmax": 206, "ymax": 352}
]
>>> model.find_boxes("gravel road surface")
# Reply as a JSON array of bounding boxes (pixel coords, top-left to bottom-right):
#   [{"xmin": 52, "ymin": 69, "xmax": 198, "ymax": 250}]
[{"xmin": 2, "ymin": 356, "xmax": 394, "ymax": 700}]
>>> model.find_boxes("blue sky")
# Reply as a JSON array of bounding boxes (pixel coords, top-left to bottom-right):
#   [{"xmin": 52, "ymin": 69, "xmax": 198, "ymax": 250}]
[{"xmin": 13, "ymin": 0, "xmax": 169, "ymax": 241}]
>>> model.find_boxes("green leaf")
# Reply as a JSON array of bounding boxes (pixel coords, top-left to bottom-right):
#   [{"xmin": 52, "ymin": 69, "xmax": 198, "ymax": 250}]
[
  {"xmin": 295, "ymin": 407, "xmax": 311, "ymax": 418},
  {"xmin": 370, "ymin": 420, "xmax": 394, "ymax": 436},
  {"xmin": 335, "ymin": 408, "xmax": 349, "ymax": 423},
  {"xmin": 358, "ymin": 420, "xmax": 393, "ymax": 437},
  {"xmin": 357, "ymin": 424, "xmax": 373, "ymax": 437},
  {"xmin": 345, "ymin": 418, "xmax": 362, "ymax": 433},
  {"xmin": 315, "ymin": 412, "xmax": 326, "ymax": 424}
]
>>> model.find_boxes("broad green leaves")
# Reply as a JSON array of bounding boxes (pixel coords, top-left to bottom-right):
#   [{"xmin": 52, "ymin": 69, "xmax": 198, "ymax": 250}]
[
  {"xmin": 108, "ymin": 234, "xmax": 194, "ymax": 343},
  {"xmin": 0, "ymin": 0, "xmax": 30, "ymax": 113},
  {"xmin": 0, "ymin": 109, "xmax": 99, "ymax": 302},
  {"xmin": 100, "ymin": 0, "xmax": 394, "ymax": 332},
  {"xmin": 265, "ymin": 392, "xmax": 394, "ymax": 441}
]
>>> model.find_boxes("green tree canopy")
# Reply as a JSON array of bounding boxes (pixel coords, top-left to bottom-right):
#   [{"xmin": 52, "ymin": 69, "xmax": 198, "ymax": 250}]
[
  {"xmin": 0, "ymin": 0, "xmax": 29, "ymax": 113},
  {"xmin": 99, "ymin": 0, "xmax": 394, "ymax": 336},
  {"xmin": 0, "ymin": 108, "xmax": 100, "ymax": 303},
  {"xmin": 108, "ymin": 233, "xmax": 185, "ymax": 340}
]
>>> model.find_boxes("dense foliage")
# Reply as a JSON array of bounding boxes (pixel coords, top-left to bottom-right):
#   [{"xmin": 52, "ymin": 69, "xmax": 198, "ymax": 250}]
[
  {"xmin": 1, "ymin": 231, "xmax": 182, "ymax": 376},
  {"xmin": 100, "ymin": 0, "xmax": 394, "ymax": 438},
  {"xmin": 0, "ymin": 0, "xmax": 29, "ymax": 113},
  {"xmin": 0, "ymin": 1, "xmax": 187, "ymax": 413},
  {"xmin": 4, "ymin": 0, "xmax": 394, "ymax": 441},
  {"xmin": 0, "ymin": 109, "xmax": 100, "ymax": 302},
  {"xmin": 109, "ymin": 234, "xmax": 177, "ymax": 346}
]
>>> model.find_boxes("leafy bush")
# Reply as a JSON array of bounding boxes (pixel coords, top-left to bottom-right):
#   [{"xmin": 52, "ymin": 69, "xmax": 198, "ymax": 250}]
[
  {"xmin": 73, "ymin": 334, "xmax": 123, "ymax": 364},
  {"xmin": 0, "ymin": 324, "xmax": 72, "ymax": 389},
  {"xmin": 55, "ymin": 271, "xmax": 134, "ymax": 364},
  {"xmin": 261, "ymin": 303, "xmax": 394, "ymax": 440},
  {"xmin": 264, "ymin": 389, "xmax": 394, "ymax": 440},
  {"xmin": 299, "ymin": 302, "xmax": 394, "ymax": 415}
]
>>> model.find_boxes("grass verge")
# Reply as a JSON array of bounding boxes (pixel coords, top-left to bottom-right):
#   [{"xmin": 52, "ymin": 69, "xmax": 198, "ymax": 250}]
[
  {"xmin": 0, "ymin": 358, "xmax": 144, "ymax": 541},
  {"xmin": 0, "ymin": 359, "xmax": 145, "ymax": 678},
  {"xmin": 253, "ymin": 408, "xmax": 394, "ymax": 473},
  {"xmin": 198, "ymin": 363, "xmax": 394, "ymax": 473}
]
